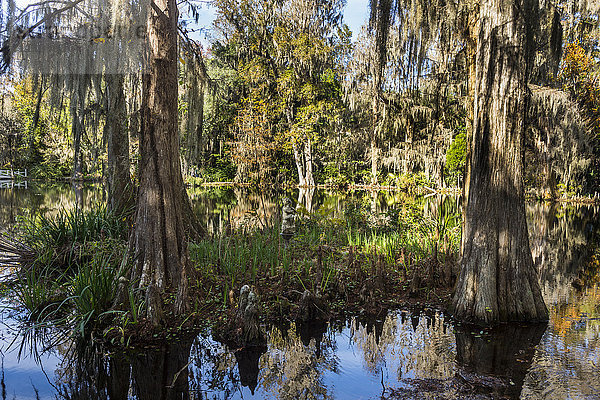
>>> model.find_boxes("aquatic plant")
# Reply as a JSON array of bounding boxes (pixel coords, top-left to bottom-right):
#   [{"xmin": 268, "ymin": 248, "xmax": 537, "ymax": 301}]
[{"xmin": 1, "ymin": 205, "xmax": 135, "ymax": 347}]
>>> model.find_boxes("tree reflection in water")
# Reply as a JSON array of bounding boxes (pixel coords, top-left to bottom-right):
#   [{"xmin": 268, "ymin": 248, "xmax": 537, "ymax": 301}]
[
  {"xmin": 55, "ymin": 340, "xmax": 194, "ymax": 400},
  {"xmin": 56, "ymin": 350, "xmax": 130, "ymax": 400},
  {"xmin": 132, "ymin": 340, "xmax": 194, "ymax": 400},
  {"xmin": 232, "ymin": 346, "xmax": 266, "ymax": 394},
  {"xmin": 454, "ymin": 323, "xmax": 547, "ymax": 399},
  {"xmin": 258, "ymin": 321, "xmax": 337, "ymax": 400}
]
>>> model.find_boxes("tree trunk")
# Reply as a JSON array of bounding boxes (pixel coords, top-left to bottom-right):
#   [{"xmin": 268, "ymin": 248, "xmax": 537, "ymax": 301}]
[
  {"xmin": 304, "ymin": 139, "xmax": 315, "ymax": 187},
  {"xmin": 370, "ymin": 135, "xmax": 378, "ymax": 186},
  {"xmin": 71, "ymin": 105, "xmax": 84, "ymax": 180},
  {"xmin": 105, "ymin": 74, "xmax": 132, "ymax": 215},
  {"xmin": 31, "ymin": 76, "xmax": 44, "ymax": 136},
  {"xmin": 293, "ymin": 140, "xmax": 315, "ymax": 187},
  {"xmin": 192, "ymin": 86, "xmax": 204, "ymax": 166},
  {"xmin": 459, "ymin": 8, "xmax": 478, "ymax": 257},
  {"xmin": 293, "ymin": 142, "xmax": 306, "ymax": 187},
  {"xmin": 452, "ymin": 0, "xmax": 548, "ymax": 324},
  {"xmin": 71, "ymin": 77, "xmax": 87, "ymax": 180},
  {"xmin": 131, "ymin": 0, "xmax": 192, "ymax": 324}
]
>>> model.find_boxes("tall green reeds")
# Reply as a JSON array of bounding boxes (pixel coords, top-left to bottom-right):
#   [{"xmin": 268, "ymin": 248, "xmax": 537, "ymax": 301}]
[{"xmin": 190, "ymin": 225, "xmax": 290, "ymax": 284}]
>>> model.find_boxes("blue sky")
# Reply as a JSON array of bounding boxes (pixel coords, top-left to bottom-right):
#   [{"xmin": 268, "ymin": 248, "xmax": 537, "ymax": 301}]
[{"xmin": 344, "ymin": 0, "xmax": 370, "ymax": 37}]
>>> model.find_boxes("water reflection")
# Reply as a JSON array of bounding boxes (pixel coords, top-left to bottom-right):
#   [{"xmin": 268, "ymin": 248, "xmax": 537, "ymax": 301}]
[
  {"xmin": 455, "ymin": 324, "xmax": 547, "ymax": 399},
  {"xmin": 297, "ymin": 187, "xmax": 316, "ymax": 214},
  {"xmin": 132, "ymin": 340, "xmax": 194, "ymax": 400},
  {"xmin": 0, "ymin": 185, "xmax": 599, "ymax": 399},
  {"xmin": 0, "ymin": 183, "xmax": 103, "ymax": 228},
  {"xmin": 187, "ymin": 185, "xmax": 452, "ymax": 237},
  {"xmin": 51, "ymin": 341, "xmax": 194, "ymax": 400},
  {"xmin": 524, "ymin": 202, "xmax": 600, "ymax": 400},
  {"xmin": 55, "ymin": 351, "xmax": 131, "ymax": 400},
  {"xmin": 30, "ymin": 311, "xmax": 452, "ymax": 399}
]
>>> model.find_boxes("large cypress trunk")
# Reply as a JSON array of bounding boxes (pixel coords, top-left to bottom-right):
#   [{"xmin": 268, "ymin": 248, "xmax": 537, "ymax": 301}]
[
  {"xmin": 451, "ymin": 0, "xmax": 548, "ymax": 324},
  {"xmin": 131, "ymin": 0, "xmax": 192, "ymax": 324},
  {"xmin": 105, "ymin": 74, "xmax": 132, "ymax": 215}
]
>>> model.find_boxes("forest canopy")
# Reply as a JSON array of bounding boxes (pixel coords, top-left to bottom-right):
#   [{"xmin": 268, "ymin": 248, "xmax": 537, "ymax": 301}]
[{"xmin": 0, "ymin": 0, "xmax": 597, "ymax": 198}]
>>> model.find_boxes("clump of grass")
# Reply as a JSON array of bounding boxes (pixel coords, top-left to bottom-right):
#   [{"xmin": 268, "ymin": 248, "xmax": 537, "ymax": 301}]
[
  {"xmin": 11, "ymin": 265, "xmax": 66, "ymax": 322},
  {"xmin": 15, "ymin": 204, "xmax": 129, "ymax": 272},
  {"xmin": 11, "ymin": 239, "xmax": 129, "ymax": 335},
  {"xmin": 190, "ymin": 225, "xmax": 289, "ymax": 283},
  {"xmin": 4, "ymin": 205, "xmax": 133, "ymax": 346},
  {"xmin": 69, "ymin": 249, "xmax": 126, "ymax": 338}
]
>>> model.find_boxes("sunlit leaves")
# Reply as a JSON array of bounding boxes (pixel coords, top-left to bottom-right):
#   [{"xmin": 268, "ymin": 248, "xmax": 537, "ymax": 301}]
[{"xmin": 560, "ymin": 42, "xmax": 600, "ymax": 137}]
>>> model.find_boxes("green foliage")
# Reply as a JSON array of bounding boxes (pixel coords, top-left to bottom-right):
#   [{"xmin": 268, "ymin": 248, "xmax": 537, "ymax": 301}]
[
  {"xmin": 9, "ymin": 205, "xmax": 132, "ymax": 342},
  {"xmin": 383, "ymin": 172, "xmax": 434, "ymax": 190},
  {"xmin": 11, "ymin": 265, "xmax": 65, "ymax": 322},
  {"xmin": 13, "ymin": 249, "xmax": 127, "ymax": 341},
  {"xmin": 6, "ymin": 78, "xmax": 72, "ymax": 175},
  {"xmin": 213, "ymin": 0, "xmax": 349, "ymax": 184},
  {"xmin": 20, "ymin": 205, "xmax": 127, "ymax": 246},
  {"xmin": 191, "ymin": 193, "xmax": 461, "ymax": 308},
  {"xmin": 445, "ymin": 131, "xmax": 467, "ymax": 185},
  {"xmin": 69, "ymin": 252, "xmax": 124, "ymax": 336},
  {"xmin": 321, "ymin": 162, "xmax": 350, "ymax": 187},
  {"xmin": 190, "ymin": 225, "xmax": 291, "ymax": 283},
  {"xmin": 197, "ymin": 156, "xmax": 237, "ymax": 183},
  {"xmin": 16, "ymin": 205, "xmax": 129, "ymax": 272}
]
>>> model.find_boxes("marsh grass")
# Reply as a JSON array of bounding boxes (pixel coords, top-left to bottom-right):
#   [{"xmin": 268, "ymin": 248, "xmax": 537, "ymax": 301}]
[
  {"xmin": 15, "ymin": 204, "xmax": 129, "ymax": 272},
  {"xmin": 4, "ymin": 194, "xmax": 461, "ymax": 348},
  {"xmin": 4, "ymin": 206, "xmax": 133, "ymax": 346},
  {"xmin": 192, "ymin": 196, "xmax": 461, "ymax": 319},
  {"xmin": 190, "ymin": 225, "xmax": 289, "ymax": 283}
]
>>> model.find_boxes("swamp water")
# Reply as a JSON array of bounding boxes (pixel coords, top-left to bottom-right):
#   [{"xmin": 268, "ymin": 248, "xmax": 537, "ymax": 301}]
[{"xmin": 0, "ymin": 184, "xmax": 598, "ymax": 399}]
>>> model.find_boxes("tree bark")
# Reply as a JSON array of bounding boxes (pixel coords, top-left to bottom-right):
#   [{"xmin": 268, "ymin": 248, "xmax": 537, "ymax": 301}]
[
  {"xmin": 304, "ymin": 139, "xmax": 315, "ymax": 187},
  {"xmin": 371, "ymin": 97, "xmax": 379, "ymax": 186},
  {"xmin": 71, "ymin": 76, "xmax": 87, "ymax": 180},
  {"xmin": 293, "ymin": 140, "xmax": 315, "ymax": 187},
  {"xmin": 452, "ymin": 0, "xmax": 548, "ymax": 324},
  {"xmin": 293, "ymin": 142, "xmax": 306, "ymax": 187},
  {"xmin": 71, "ymin": 105, "xmax": 84, "ymax": 180},
  {"xmin": 460, "ymin": 4, "xmax": 479, "ymax": 257},
  {"xmin": 192, "ymin": 85, "xmax": 204, "ymax": 167},
  {"xmin": 131, "ymin": 0, "xmax": 193, "ymax": 324},
  {"xmin": 105, "ymin": 74, "xmax": 133, "ymax": 215}
]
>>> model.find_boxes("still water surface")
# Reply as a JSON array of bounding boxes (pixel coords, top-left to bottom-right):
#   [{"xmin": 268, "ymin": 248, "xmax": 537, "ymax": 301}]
[{"xmin": 0, "ymin": 184, "xmax": 598, "ymax": 399}]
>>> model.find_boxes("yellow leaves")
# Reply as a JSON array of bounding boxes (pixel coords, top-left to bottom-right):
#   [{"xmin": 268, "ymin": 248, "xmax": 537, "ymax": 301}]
[
  {"xmin": 560, "ymin": 42, "xmax": 600, "ymax": 136},
  {"xmin": 560, "ymin": 42, "xmax": 592, "ymax": 84}
]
